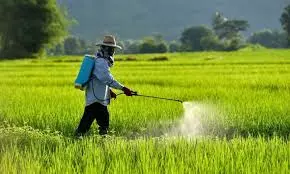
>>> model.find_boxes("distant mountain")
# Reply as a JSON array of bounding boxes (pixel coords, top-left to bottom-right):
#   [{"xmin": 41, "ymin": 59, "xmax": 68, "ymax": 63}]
[{"xmin": 58, "ymin": 0, "xmax": 289, "ymax": 41}]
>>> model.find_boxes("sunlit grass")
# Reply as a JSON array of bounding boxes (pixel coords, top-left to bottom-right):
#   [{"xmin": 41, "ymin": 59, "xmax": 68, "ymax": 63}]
[{"xmin": 0, "ymin": 50, "xmax": 290, "ymax": 173}]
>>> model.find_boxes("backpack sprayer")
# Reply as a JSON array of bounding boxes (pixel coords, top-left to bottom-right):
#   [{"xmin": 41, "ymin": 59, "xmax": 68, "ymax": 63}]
[{"xmin": 74, "ymin": 55, "xmax": 96, "ymax": 90}]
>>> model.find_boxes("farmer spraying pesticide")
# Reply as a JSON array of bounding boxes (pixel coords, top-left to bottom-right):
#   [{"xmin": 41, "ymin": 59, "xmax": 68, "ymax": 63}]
[{"xmin": 74, "ymin": 35, "xmax": 134, "ymax": 136}]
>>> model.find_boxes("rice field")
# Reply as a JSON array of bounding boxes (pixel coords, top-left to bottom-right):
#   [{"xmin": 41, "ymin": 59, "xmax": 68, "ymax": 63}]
[{"xmin": 0, "ymin": 50, "xmax": 290, "ymax": 173}]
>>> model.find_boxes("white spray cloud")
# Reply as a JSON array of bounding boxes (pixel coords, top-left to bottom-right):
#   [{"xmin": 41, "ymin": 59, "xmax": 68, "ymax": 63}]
[{"xmin": 164, "ymin": 102, "xmax": 215, "ymax": 138}]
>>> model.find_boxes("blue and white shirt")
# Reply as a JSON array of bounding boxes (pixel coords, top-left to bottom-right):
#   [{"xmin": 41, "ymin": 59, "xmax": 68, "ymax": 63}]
[{"xmin": 85, "ymin": 54, "xmax": 123, "ymax": 106}]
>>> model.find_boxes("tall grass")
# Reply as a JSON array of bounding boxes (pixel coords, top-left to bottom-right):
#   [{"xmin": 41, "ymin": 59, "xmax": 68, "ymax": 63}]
[
  {"xmin": 0, "ymin": 126, "xmax": 289, "ymax": 173},
  {"xmin": 0, "ymin": 50, "xmax": 290, "ymax": 173}
]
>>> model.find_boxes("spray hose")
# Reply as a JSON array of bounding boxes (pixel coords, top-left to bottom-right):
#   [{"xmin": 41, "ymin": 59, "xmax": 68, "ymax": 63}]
[{"xmin": 116, "ymin": 91, "xmax": 183, "ymax": 103}]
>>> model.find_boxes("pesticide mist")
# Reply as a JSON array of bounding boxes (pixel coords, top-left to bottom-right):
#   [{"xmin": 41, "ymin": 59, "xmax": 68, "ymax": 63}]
[{"xmin": 165, "ymin": 102, "xmax": 216, "ymax": 138}]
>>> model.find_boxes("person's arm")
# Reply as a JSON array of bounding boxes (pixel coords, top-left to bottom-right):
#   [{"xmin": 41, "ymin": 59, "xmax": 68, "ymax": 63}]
[
  {"xmin": 93, "ymin": 59, "xmax": 124, "ymax": 90},
  {"xmin": 94, "ymin": 59, "xmax": 134, "ymax": 96}
]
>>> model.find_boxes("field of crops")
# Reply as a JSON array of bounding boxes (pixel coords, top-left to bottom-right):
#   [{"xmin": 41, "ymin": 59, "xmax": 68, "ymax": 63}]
[{"xmin": 0, "ymin": 50, "xmax": 290, "ymax": 173}]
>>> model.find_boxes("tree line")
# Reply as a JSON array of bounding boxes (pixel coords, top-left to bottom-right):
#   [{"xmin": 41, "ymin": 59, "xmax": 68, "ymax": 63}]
[
  {"xmin": 48, "ymin": 11, "xmax": 287, "ymax": 56},
  {"xmin": 1, "ymin": 1, "xmax": 290, "ymax": 58}
]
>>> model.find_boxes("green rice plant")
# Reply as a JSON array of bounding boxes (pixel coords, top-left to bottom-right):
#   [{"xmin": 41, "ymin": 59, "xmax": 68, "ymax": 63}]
[{"xmin": 0, "ymin": 50, "xmax": 290, "ymax": 173}]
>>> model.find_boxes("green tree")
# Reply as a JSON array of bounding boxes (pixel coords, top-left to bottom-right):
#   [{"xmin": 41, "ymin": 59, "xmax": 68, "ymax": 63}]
[
  {"xmin": 224, "ymin": 36, "xmax": 245, "ymax": 51},
  {"xmin": 48, "ymin": 43, "xmax": 64, "ymax": 56},
  {"xmin": 139, "ymin": 37, "xmax": 156, "ymax": 53},
  {"xmin": 180, "ymin": 26, "xmax": 214, "ymax": 51},
  {"xmin": 139, "ymin": 36, "xmax": 168, "ymax": 53},
  {"xmin": 248, "ymin": 29, "xmax": 287, "ymax": 48},
  {"xmin": 153, "ymin": 34, "xmax": 168, "ymax": 53},
  {"xmin": 78, "ymin": 38, "xmax": 88, "ymax": 54},
  {"xmin": 156, "ymin": 42, "xmax": 168, "ymax": 53},
  {"xmin": 280, "ymin": 4, "xmax": 290, "ymax": 46},
  {"xmin": 169, "ymin": 41, "xmax": 181, "ymax": 52},
  {"xmin": 213, "ymin": 12, "xmax": 249, "ymax": 40},
  {"xmin": 211, "ymin": 12, "xmax": 249, "ymax": 51},
  {"xmin": 64, "ymin": 36, "xmax": 81, "ymax": 55},
  {"xmin": 200, "ymin": 35, "xmax": 224, "ymax": 51},
  {"xmin": 0, "ymin": 0, "xmax": 69, "ymax": 58},
  {"xmin": 212, "ymin": 12, "xmax": 226, "ymax": 34},
  {"xmin": 123, "ymin": 40, "xmax": 141, "ymax": 54}
]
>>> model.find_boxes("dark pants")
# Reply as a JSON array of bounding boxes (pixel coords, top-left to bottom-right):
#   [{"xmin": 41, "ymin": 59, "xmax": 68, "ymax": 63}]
[{"xmin": 75, "ymin": 102, "xmax": 109, "ymax": 136}]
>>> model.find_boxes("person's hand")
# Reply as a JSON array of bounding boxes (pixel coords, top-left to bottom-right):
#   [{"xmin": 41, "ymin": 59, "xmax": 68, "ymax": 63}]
[
  {"xmin": 122, "ymin": 86, "xmax": 134, "ymax": 96},
  {"xmin": 110, "ymin": 89, "xmax": 117, "ymax": 99}
]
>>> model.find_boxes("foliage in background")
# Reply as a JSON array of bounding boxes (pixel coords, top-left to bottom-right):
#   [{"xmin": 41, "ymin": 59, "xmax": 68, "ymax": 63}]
[
  {"xmin": 179, "ymin": 12, "xmax": 249, "ymax": 52},
  {"xmin": 122, "ymin": 40, "xmax": 142, "ymax": 54},
  {"xmin": 180, "ymin": 26, "xmax": 215, "ymax": 51},
  {"xmin": 280, "ymin": 4, "xmax": 290, "ymax": 47},
  {"xmin": 200, "ymin": 35, "xmax": 224, "ymax": 51},
  {"xmin": 139, "ymin": 35, "xmax": 168, "ymax": 53},
  {"xmin": 48, "ymin": 11, "xmax": 254, "ymax": 55},
  {"xmin": 0, "ymin": 0, "xmax": 69, "ymax": 59},
  {"xmin": 48, "ymin": 36, "xmax": 96, "ymax": 56},
  {"xmin": 168, "ymin": 41, "xmax": 181, "ymax": 52},
  {"xmin": 248, "ymin": 30, "xmax": 287, "ymax": 48},
  {"xmin": 212, "ymin": 12, "xmax": 249, "ymax": 41},
  {"xmin": 212, "ymin": 12, "xmax": 249, "ymax": 51}
]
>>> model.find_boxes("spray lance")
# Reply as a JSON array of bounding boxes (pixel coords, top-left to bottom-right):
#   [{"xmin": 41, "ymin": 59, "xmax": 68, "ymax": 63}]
[{"xmin": 116, "ymin": 91, "xmax": 183, "ymax": 103}]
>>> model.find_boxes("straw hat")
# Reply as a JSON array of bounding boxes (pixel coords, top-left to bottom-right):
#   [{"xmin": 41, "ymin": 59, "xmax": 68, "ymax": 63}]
[{"xmin": 96, "ymin": 35, "xmax": 122, "ymax": 49}]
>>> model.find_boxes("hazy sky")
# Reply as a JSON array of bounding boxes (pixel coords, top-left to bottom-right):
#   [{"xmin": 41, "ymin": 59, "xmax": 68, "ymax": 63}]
[{"xmin": 58, "ymin": 0, "xmax": 290, "ymax": 40}]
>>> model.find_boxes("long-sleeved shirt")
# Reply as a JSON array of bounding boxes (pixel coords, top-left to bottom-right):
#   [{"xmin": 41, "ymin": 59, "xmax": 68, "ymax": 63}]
[{"xmin": 85, "ymin": 56, "xmax": 123, "ymax": 106}]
